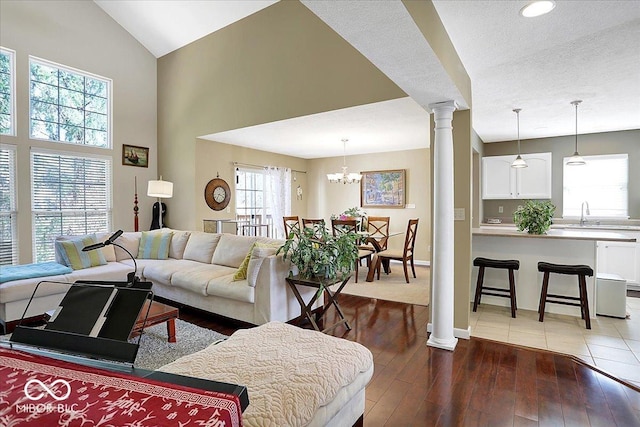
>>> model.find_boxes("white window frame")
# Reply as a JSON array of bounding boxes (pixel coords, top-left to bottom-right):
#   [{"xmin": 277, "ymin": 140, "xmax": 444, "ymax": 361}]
[
  {"xmin": 31, "ymin": 148, "xmax": 112, "ymax": 262},
  {"xmin": 0, "ymin": 144, "xmax": 18, "ymax": 265},
  {"xmin": 235, "ymin": 167, "xmax": 274, "ymax": 236},
  {"xmin": 29, "ymin": 56, "xmax": 112, "ymax": 148},
  {"xmin": 0, "ymin": 47, "xmax": 16, "ymax": 136},
  {"xmin": 562, "ymin": 153, "xmax": 629, "ymax": 219}
]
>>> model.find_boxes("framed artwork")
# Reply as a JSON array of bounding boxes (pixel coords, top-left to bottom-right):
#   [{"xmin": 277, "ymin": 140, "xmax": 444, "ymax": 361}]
[
  {"xmin": 122, "ymin": 144, "xmax": 149, "ymax": 168},
  {"xmin": 361, "ymin": 169, "xmax": 406, "ymax": 208}
]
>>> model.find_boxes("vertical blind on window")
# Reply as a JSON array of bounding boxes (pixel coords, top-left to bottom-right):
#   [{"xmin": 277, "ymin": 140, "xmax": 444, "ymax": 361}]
[
  {"xmin": 31, "ymin": 149, "xmax": 111, "ymax": 262},
  {"xmin": 563, "ymin": 154, "xmax": 628, "ymax": 218},
  {"xmin": 0, "ymin": 144, "xmax": 17, "ymax": 265}
]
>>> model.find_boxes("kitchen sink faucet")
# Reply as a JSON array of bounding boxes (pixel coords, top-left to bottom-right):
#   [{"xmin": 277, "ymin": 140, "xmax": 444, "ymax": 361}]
[{"xmin": 580, "ymin": 201, "xmax": 590, "ymax": 226}]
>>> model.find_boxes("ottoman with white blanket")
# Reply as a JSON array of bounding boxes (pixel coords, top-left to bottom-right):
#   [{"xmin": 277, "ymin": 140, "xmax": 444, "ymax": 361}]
[{"xmin": 159, "ymin": 321, "xmax": 374, "ymax": 427}]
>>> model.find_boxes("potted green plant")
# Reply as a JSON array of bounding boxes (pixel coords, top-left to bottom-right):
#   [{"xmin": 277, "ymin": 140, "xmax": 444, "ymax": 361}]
[
  {"xmin": 276, "ymin": 223, "xmax": 358, "ymax": 284},
  {"xmin": 513, "ymin": 200, "xmax": 556, "ymax": 234}
]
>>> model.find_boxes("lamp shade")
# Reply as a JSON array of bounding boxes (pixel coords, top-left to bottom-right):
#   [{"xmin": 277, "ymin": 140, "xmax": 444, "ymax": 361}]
[{"xmin": 147, "ymin": 179, "xmax": 173, "ymax": 198}]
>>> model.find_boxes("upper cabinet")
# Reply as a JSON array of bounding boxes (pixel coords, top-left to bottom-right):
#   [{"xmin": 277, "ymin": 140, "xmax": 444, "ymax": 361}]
[{"xmin": 482, "ymin": 152, "xmax": 552, "ymax": 200}]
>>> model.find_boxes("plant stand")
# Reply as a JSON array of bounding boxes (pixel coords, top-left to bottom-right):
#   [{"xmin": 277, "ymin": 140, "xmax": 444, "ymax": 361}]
[{"xmin": 285, "ymin": 274, "xmax": 352, "ymax": 333}]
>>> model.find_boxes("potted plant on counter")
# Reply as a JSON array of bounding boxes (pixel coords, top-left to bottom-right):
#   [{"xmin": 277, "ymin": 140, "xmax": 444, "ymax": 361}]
[
  {"xmin": 514, "ymin": 200, "xmax": 556, "ymax": 234},
  {"xmin": 276, "ymin": 223, "xmax": 358, "ymax": 285}
]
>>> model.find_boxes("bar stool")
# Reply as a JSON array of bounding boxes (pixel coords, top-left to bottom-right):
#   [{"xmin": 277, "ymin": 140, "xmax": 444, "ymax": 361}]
[
  {"xmin": 472, "ymin": 257, "xmax": 520, "ymax": 318},
  {"xmin": 537, "ymin": 262, "xmax": 593, "ymax": 329}
]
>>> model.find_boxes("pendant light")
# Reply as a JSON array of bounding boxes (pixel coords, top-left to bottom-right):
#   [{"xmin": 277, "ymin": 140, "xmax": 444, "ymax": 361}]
[
  {"xmin": 327, "ymin": 139, "xmax": 362, "ymax": 184},
  {"xmin": 567, "ymin": 100, "xmax": 586, "ymax": 166},
  {"xmin": 511, "ymin": 108, "xmax": 527, "ymax": 168}
]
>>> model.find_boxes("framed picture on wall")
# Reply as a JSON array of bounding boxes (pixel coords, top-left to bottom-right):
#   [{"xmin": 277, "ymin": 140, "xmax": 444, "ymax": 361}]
[
  {"xmin": 361, "ymin": 169, "xmax": 406, "ymax": 208},
  {"xmin": 122, "ymin": 144, "xmax": 149, "ymax": 168}
]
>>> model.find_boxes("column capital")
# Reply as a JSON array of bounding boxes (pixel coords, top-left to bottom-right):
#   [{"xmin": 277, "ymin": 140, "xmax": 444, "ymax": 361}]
[{"xmin": 427, "ymin": 100, "xmax": 458, "ymax": 114}]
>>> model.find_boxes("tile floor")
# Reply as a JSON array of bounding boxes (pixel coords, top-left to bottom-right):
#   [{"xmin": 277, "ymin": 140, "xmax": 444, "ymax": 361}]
[{"xmin": 470, "ymin": 296, "xmax": 640, "ymax": 388}]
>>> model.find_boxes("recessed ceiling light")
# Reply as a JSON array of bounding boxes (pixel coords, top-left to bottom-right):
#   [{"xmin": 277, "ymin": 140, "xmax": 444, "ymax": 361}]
[{"xmin": 520, "ymin": 1, "xmax": 556, "ymax": 18}]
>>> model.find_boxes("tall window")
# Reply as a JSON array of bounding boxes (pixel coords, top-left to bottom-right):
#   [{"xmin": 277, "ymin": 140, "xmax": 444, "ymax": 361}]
[
  {"xmin": 0, "ymin": 144, "xmax": 17, "ymax": 265},
  {"xmin": 31, "ymin": 149, "xmax": 111, "ymax": 262},
  {"xmin": 235, "ymin": 167, "xmax": 273, "ymax": 234},
  {"xmin": 563, "ymin": 154, "xmax": 628, "ymax": 218},
  {"xmin": 0, "ymin": 47, "xmax": 15, "ymax": 136},
  {"xmin": 29, "ymin": 57, "xmax": 111, "ymax": 147}
]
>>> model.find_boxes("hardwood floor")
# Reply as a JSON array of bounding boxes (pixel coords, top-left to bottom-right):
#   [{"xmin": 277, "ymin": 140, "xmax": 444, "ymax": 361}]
[{"xmin": 175, "ymin": 294, "xmax": 640, "ymax": 426}]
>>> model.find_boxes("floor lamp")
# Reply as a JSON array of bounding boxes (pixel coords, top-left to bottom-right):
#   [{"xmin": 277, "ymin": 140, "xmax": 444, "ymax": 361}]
[{"xmin": 147, "ymin": 176, "xmax": 173, "ymax": 229}]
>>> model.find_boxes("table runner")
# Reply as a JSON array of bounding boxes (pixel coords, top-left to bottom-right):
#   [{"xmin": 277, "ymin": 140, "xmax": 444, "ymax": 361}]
[{"xmin": 0, "ymin": 347, "xmax": 242, "ymax": 426}]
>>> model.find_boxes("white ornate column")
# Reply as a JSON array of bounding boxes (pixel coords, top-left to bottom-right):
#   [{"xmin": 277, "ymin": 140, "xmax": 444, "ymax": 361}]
[{"xmin": 427, "ymin": 100, "xmax": 458, "ymax": 351}]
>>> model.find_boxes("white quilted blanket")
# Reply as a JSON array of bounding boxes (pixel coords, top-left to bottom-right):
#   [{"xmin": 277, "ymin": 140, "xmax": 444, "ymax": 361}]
[{"xmin": 158, "ymin": 321, "xmax": 374, "ymax": 427}]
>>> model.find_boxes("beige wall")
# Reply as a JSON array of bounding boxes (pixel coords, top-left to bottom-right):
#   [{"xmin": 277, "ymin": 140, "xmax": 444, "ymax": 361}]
[
  {"xmin": 193, "ymin": 139, "xmax": 309, "ymax": 231},
  {"xmin": 157, "ymin": 1, "xmax": 406, "ymax": 231},
  {"xmin": 309, "ymin": 148, "xmax": 431, "ymax": 261},
  {"xmin": 0, "ymin": 1, "xmax": 157, "ymax": 263},
  {"xmin": 482, "ymin": 129, "xmax": 640, "ymax": 221}
]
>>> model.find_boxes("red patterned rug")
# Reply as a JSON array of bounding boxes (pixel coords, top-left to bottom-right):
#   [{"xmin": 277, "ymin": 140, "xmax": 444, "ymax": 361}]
[{"xmin": 0, "ymin": 347, "xmax": 242, "ymax": 426}]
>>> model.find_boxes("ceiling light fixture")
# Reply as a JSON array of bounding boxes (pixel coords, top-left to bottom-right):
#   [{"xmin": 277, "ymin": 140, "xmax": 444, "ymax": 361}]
[
  {"xmin": 567, "ymin": 100, "xmax": 586, "ymax": 166},
  {"xmin": 511, "ymin": 108, "xmax": 528, "ymax": 168},
  {"xmin": 520, "ymin": 1, "xmax": 556, "ymax": 18},
  {"xmin": 327, "ymin": 139, "xmax": 362, "ymax": 184}
]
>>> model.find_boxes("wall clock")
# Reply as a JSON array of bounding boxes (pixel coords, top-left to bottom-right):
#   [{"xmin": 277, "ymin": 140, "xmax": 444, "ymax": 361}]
[{"xmin": 204, "ymin": 177, "xmax": 231, "ymax": 211}]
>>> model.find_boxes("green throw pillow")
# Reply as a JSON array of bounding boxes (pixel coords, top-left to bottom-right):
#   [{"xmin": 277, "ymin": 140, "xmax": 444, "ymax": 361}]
[
  {"xmin": 58, "ymin": 235, "xmax": 107, "ymax": 270},
  {"xmin": 138, "ymin": 231, "xmax": 173, "ymax": 260}
]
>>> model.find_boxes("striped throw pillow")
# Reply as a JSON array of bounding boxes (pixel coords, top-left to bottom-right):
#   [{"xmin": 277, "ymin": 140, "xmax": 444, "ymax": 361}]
[
  {"xmin": 138, "ymin": 231, "xmax": 173, "ymax": 259},
  {"xmin": 58, "ymin": 235, "xmax": 107, "ymax": 270}
]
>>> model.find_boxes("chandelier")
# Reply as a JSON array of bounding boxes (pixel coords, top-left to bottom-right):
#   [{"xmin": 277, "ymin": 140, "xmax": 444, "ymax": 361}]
[
  {"xmin": 327, "ymin": 139, "xmax": 362, "ymax": 184},
  {"xmin": 511, "ymin": 108, "xmax": 528, "ymax": 168},
  {"xmin": 566, "ymin": 100, "xmax": 586, "ymax": 166}
]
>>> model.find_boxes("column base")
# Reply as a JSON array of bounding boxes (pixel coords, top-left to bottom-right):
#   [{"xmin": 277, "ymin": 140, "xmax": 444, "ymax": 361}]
[{"xmin": 427, "ymin": 336, "xmax": 458, "ymax": 351}]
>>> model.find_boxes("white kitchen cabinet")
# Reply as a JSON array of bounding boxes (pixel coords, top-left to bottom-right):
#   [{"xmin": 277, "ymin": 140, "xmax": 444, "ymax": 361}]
[
  {"xmin": 482, "ymin": 152, "xmax": 552, "ymax": 199},
  {"xmin": 597, "ymin": 240, "xmax": 638, "ymax": 285}
]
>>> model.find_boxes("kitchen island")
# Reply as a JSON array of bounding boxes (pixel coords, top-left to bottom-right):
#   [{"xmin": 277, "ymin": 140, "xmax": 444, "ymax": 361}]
[{"xmin": 472, "ymin": 226, "xmax": 636, "ymax": 319}]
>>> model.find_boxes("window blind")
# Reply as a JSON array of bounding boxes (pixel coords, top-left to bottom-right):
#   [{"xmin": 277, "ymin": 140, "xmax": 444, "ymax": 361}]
[{"xmin": 0, "ymin": 144, "xmax": 17, "ymax": 265}]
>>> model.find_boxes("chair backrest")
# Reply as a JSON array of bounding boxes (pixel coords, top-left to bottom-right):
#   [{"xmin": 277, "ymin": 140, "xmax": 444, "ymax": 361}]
[
  {"xmin": 366, "ymin": 216, "xmax": 390, "ymax": 250},
  {"xmin": 302, "ymin": 218, "xmax": 325, "ymax": 228},
  {"xmin": 331, "ymin": 219, "xmax": 357, "ymax": 237},
  {"xmin": 402, "ymin": 219, "xmax": 419, "ymax": 257},
  {"xmin": 282, "ymin": 216, "xmax": 300, "ymax": 238}
]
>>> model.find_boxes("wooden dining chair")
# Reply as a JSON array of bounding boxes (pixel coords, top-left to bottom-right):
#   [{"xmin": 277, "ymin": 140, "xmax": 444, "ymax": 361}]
[
  {"xmin": 331, "ymin": 219, "xmax": 374, "ymax": 283},
  {"xmin": 302, "ymin": 218, "xmax": 326, "ymax": 239},
  {"xmin": 282, "ymin": 216, "xmax": 300, "ymax": 238},
  {"xmin": 365, "ymin": 216, "xmax": 390, "ymax": 251},
  {"xmin": 376, "ymin": 219, "xmax": 419, "ymax": 283}
]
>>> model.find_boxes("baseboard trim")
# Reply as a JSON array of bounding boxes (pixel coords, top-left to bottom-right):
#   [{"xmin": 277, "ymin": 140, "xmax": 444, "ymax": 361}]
[
  {"xmin": 427, "ymin": 323, "xmax": 471, "ymax": 340},
  {"xmin": 389, "ymin": 259, "xmax": 430, "ymax": 267}
]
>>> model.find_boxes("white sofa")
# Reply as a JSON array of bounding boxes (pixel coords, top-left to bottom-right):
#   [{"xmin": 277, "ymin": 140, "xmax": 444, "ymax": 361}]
[{"xmin": 0, "ymin": 230, "xmax": 315, "ymax": 332}]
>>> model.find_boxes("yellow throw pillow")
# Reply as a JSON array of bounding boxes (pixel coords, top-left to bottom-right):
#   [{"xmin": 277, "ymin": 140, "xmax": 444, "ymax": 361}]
[
  {"xmin": 233, "ymin": 242, "xmax": 257, "ymax": 281},
  {"xmin": 57, "ymin": 234, "xmax": 107, "ymax": 270}
]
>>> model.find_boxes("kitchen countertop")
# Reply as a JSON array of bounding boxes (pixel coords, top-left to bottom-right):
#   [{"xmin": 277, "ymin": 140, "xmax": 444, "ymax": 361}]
[{"xmin": 473, "ymin": 226, "xmax": 637, "ymax": 242}]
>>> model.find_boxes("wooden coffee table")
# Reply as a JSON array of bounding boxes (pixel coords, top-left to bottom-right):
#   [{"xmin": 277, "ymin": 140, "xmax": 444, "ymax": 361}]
[{"xmin": 130, "ymin": 300, "xmax": 179, "ymax": 342}]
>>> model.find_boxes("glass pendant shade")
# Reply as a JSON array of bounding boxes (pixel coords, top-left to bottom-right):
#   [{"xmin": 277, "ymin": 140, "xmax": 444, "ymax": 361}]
[
  {"xmin": 327, "ymin": 139, "xmax": 362, "ymax": 184},
  {"xmin": 511, "ymin": 108, "xmax": 528, "ymax": 168},
  {"xmin": 567, "ymin": 100, "xmax": 586, "ymax": 166}
]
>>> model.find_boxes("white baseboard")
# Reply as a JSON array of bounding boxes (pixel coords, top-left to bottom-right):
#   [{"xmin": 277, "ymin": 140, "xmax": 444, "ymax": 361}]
[{"xmin": 427, "ymin": 323, "xmax": 471, "ymax": 340}]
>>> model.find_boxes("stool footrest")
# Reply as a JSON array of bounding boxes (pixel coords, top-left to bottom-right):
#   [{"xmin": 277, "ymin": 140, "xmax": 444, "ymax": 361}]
[{"xmin": 482, "ymin": 291, "xmax": 512, "ymax": 299}]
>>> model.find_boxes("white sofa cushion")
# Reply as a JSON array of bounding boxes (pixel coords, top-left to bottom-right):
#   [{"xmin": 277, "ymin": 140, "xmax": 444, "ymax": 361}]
[
  {"xmin": 142, "ymin": 259, "xmax": 203, "ymax": 286},
  {"xmin": 171, "ymin": 265, "xmax": 236, "ymax": 296},
  {"xmin": 113, "ymin": 232, "xmax": 141, "ymax": 261},
  {"xmin": 168, "ymin": 230, "xmax": 191, "ymax": 259},
  {"xmin": 0, "ymin": 275, "xmax": 70, "ymax": 304},
  {"xmin": 212, "ymin": 234, "xmax": 257, "ymax": 268},
  {"xmin": 183, "ymin": 232, "xmax": 221, "ymax": 263},
  {"xmin": 206, "ymin": 276, "xmax": 254, "ymax": 303},
  {"xmin": 247, "ymin": 247, "xmax": 278, "ymax": 287},
  {"xmin": 64, "ymin": 262, "xmax": 133, "ymax": 283},
  {"xmin": 95, "ymin": 232, "xmax": 117, "ymax": 262}
]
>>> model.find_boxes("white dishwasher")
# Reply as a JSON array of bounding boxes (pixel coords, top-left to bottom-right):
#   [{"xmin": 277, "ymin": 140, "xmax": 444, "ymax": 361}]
[{"xmin": 596, "ymin": 273, "xmax": 627, "ymax": 318}]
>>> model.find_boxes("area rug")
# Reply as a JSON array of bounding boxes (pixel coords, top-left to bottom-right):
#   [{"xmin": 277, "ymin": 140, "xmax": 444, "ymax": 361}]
[
  {"xmin": 339, "ymin": 264, "xmax": 430, "ymax": 306},
  {"xmin": 132, "ymin": 319, "xmax": 228, "ymax": 370},
  {"xmin": 1, "ymin": 320, "xmax": 228, "ymax": 371}
]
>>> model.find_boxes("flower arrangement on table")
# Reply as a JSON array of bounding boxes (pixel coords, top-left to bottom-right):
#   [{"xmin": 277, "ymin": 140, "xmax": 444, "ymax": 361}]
[{"xmin": 331, "ymin": 207, "xmax": 367, "ymax": 231}]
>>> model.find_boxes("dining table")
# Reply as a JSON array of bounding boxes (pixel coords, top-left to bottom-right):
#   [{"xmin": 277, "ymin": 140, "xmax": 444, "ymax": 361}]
[{"xmin": 362, "ymin": 231, "xmax": 403, "ymax": 282}]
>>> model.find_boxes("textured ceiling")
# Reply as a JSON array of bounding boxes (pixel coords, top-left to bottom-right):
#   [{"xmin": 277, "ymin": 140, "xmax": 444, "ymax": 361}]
[{"xmin": 94, "ymin": 0, "xmax": 640, "ymax": 156}]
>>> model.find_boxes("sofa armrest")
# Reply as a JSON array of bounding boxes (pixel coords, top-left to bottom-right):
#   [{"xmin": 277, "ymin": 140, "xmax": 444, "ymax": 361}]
[{"xmin": 253, "ymin": 254, "xmax": 318, "ymax": 324}]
